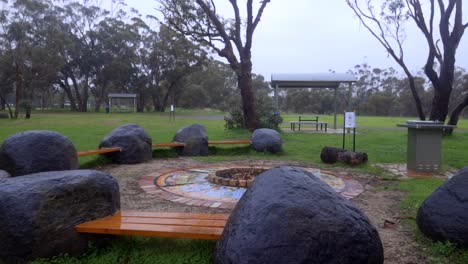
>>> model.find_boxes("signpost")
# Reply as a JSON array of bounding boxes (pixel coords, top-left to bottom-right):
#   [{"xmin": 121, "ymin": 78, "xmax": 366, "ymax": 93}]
[
  {"xmin": 170, "ymin": 104, "xmax": 175, "ymax": 121},
  {"xmin": 343, "ymin": 112, "xmax": 356, "ymax": 151}
]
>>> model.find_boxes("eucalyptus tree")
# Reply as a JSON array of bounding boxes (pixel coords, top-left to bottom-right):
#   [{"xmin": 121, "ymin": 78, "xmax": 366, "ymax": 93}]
[
  {"xmin": 92, "ymin": 15, "xmax": 141, "ymax": 111},
  {"xmin": 54, "ymin": 1, "xmax": 109, "ymax": 112},
  {"xmin": 139, "ymin": 23, "xmax": 206, "ymax": 112},
  {"xmin": 158, "ymin": 0, "xmax": 271, "ymax": 130},
  {"xmin": 347, "ymin": 0, "xmax": 467, "ymax": 128},
  {"xmin": 0, "ymin": 0, "xmax": 62, "ymax": 118}
]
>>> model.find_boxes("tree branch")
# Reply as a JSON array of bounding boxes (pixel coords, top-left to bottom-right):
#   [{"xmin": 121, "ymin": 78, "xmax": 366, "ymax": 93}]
[
  {"xmin": 245, "ymin": 0, "xmax": 270, "ymax": 51},
  {"xmin": 228, "ymin": 0, "xmax": 244, "ymax": 54}
]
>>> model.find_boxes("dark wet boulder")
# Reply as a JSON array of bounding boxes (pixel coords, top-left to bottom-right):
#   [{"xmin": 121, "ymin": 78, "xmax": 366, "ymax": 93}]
[
  {"xmin": 215, "ymin": 166, "xmax": 383, "ymax": 264},
  {"xmin": 320, "ymin": 146, "xmax": 346, "ymax": 164},
  {"xmin": 417, "ymin": 167, "xmax": 468, "ymax": 247},
  {"xmin": 0, "ymin": 130, "xmax": 78, "ymax": 176},
  {"xmin": 0, "ymin": 170, "xmax": 120, "ymax": 263},
  {"xmin": 99, "ymin": 124, "xmax": 152, "ymax": 164},
  {"xmin": 173, "ymin": 124, "xmax": 208, "ymax": 156},
  {"xmin": 251, "ymin": 128, "xmax": 282, "ymax": 153},
  {"xmin": 321, "ymin": 147, "xmax": 368, "ymax": 165}
]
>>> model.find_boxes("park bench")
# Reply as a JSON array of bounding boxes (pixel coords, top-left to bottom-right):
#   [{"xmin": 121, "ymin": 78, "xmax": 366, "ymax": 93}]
[
  {"xmin": 290, "ymin": 116, "xmax": 328, "ymax": 132},
  {"xmin": 75, "ymin": 211, "xmax": 229, "ymax": 240}
]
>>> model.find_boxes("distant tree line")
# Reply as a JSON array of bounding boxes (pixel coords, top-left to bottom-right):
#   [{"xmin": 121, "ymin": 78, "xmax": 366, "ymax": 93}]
[{"xmin": 280, "ymin": 63, "xmax": 468, "ymax": 118}]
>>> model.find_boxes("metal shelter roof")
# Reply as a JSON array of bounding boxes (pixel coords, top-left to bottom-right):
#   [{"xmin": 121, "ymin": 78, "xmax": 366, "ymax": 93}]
[
  {"xmin": 108, "ymin": 93, "xmax": 137, "ymax": 98},
  {"xmin": 271, "ymin": 73, "xmax": 356, "ymax": 88}
]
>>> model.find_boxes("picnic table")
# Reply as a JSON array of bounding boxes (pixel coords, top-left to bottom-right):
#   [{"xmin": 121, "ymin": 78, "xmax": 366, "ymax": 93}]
[{"xmin": 290, "ymin": 116, "xmax": 328, "ymax": 132}]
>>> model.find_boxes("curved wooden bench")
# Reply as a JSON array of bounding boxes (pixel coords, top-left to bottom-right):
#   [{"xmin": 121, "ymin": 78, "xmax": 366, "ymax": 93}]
[
  {"xmin": 75, "ymin": 211, "xmax": 229, "ymax": 240},
  {"xmin": 77, "ymin": 140, "xmax": 252, "ymax": 157},
  {"xmin": 77, "ymin": 147, "xmax": 121, "ymax": 157},
  {"xmin": 152, "ymin": 140, "xmax": 251, "ymax": 148}
]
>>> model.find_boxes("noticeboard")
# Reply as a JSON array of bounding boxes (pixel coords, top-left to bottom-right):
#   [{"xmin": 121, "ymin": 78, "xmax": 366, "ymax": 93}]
[{"xmin": 345, "ymin": 112, "xmax": 356, "ymax": 128}]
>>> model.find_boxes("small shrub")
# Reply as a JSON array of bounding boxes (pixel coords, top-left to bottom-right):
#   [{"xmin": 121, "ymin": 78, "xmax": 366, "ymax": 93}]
[{"xmin": 224, "ymin": 91, "xmax": 282, "ymax": 130}]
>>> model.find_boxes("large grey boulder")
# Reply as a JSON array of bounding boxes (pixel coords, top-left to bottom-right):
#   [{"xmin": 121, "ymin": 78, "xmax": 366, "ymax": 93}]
[
  {"xmin": 215, "ymin": 166, "xmax": 383, "ymax": 264},
  {"xmin": 173, "ymin": 124, "xmax": 208, "ymax": 156},
  {"xmin": 0, "ymin": 170, "xmax": 120, "ymax": 263},
  {"xmin": 0, "ymin": 112, "xmax": 9, "ymax": 119},
  {"xmin": 99, "ymin": 124, "xmax": 152, "ymax": 164},
  {"xmin": 417, "ymin": 167, "xmax": 468, "ymax": 247},
  {"xmin": 251, "ymin": 128, "xmax": 282, "ymax": 153},
  {"xmin": 0, "ymin": 130, "xmax": 78, "ymax": 176}
]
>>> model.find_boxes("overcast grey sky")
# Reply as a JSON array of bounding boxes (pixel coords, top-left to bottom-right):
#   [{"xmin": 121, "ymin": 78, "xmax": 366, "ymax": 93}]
[{"xmin": 113, "ymin": 0, "xmax": 468, "ymax": 79}]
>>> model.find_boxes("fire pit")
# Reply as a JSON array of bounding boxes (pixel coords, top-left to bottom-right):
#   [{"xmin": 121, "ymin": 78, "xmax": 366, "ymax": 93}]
[{"xmin": 207, "ymin": 167, "xmax": 268, "ymax": 187}]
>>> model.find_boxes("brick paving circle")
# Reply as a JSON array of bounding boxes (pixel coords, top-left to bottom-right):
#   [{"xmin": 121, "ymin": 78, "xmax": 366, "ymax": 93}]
[{"xmin": 139, "ymin": 164, "xmax": 364, "ymax": 209}]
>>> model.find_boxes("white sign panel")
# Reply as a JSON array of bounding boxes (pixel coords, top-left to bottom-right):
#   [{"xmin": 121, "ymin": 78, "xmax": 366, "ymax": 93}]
[
  {"xmin": 170, "ymin": 105, "xmax": 174, "ymax": 112},
  {"xmin": 345, "ymin": 112, "xmax": 356, "ymax": 128}
]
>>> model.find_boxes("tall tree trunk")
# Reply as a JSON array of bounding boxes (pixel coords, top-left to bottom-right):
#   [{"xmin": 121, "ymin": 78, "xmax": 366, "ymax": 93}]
[
  {"xmin": 0, "ymin": 96, "xmax": 5, "ymax": 110},
  {"xmin": 405, "ymin": 74, "xmax": 426, "ymax": 120},
  {"xmin": 95, "ymin": 97, "xmax": 102, "ymax": 112},
  {"xmin": 70, "ymin": 75, "xmax": 84, "ymax": 111},
  {"xmin": 447, "ymin": 93, "xmax": 468, "ymax": 131},
  {"xmin": 81, "ymin": 76, "xmax": 89, "ymax": 112},
  {"xmin": 137, "ymin": 92, "xmax": 145, "ymax": 112},
  {"xmin": 58, "ymin": 80, "xmax": 78, "ymax": 111},
  {"xmin": 429, "ymin": 87, "xmax": 451, "ymax": 122},
  {"xmin": 237, "ymin": 61, "xmax": 259, "ymax": 131},
  {"xmin": 14, "ymin": 63, "xmax": 22, "ymax": 119},
  {"xmin": 0, "ymin": 93, "xmax": 13, "ymax": 118}
]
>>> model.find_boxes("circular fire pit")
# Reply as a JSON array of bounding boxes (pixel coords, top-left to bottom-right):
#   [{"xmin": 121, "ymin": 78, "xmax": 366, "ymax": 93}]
[{"xmin": 207, "ymin": 167, "xmax": 268, "ymax": 187}]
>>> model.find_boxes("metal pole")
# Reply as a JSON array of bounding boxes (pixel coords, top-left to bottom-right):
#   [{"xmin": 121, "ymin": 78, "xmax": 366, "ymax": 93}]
[
  {"xmin": 348, "ymin": 82, "xmax": 352, "ymax": 111},
  {"xmin": 334, "ymin": 86, "xmax": 338, "ymax": 129},
  {"xmin": 342, "ymin": 114, "xmax": 346, "ymax": 149},
  {"xmin": 109, "ymin": 97, "xmax": 112, "ymax": 113},
  {"xmin": 353, "ymin": 128, "xmax": 356, "ymax": 152}
]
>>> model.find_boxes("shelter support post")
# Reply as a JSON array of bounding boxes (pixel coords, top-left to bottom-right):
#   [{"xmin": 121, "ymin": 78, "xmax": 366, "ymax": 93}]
[
  {"xmin": 334, "ymin": 86, "xmax": 337, "ymax": 129},
  {"xmin": 274, "ymin": 84, "xmax": 279, "ymax": 113},
  {"xmin": 348, "ymin": 82, "xmax": 352, "ymax": 111},
  {"xmin": 109, "ymin": 98, "xmax": 112, "ymax": 113}
]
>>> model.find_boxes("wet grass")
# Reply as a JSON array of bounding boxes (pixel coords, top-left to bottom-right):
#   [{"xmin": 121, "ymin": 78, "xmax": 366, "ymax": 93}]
[{"xmin": 398, "ymin": 179, "xmax": 468, "ymax": 264}]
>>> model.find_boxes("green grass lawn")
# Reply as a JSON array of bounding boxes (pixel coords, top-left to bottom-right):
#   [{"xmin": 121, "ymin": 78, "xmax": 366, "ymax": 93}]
[
  {"xmin": 1, "ymin": 111, "xmax": 466, "ymax": 263},
  {"xmin": 1, "ymin": 111, "xmax": 466, "ymax": 168}
]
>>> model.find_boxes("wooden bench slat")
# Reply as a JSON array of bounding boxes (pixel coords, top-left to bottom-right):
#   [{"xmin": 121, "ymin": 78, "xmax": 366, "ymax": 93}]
[
  {"xmin": 152, "ymin": 142, "xmax": 186, "ymax": 147},
  {"xmin": 77, "ymin": 147, "xmax": 121, "ymax": 157},
  {"xmin": 208, "ymin": 140, "xmax": 252, "ymax": 145},
  {"xmin": 120, "ymin": 211, "xmax": 230, "ymax": 220},
  {"xmin": 76, "ymin": 222, "xmax": 223, "ymax": 240},
  {"xmin": 78, "ymin": 216, "xmax": 227, "ymax": 228}
]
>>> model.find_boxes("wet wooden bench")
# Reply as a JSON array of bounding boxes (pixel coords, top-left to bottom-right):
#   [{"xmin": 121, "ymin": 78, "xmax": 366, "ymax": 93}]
[
  {"xmin": 77, "ymin": 147, "xmax": 121, "ymax": 157},
  {"xmin": 152, "ymin": 140, "xmax": 252, "ymax": 147},
  {"xmin": 77, "ymin": 140, "xmax": 252, "ymax": 157},
  {"xmin": 75, "ymin": 211, "xmax": 230, "ymax": 240}
]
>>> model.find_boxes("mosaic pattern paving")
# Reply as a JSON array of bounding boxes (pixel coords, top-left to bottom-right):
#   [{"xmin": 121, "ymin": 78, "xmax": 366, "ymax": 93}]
[{"xmin": 139, "ymin": 165, "xmax": 364, "ymax": 209}]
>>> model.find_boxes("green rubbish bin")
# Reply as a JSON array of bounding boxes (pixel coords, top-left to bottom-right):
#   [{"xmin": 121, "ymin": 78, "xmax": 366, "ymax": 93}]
[{"xmin": 397, "ymin": 120, "xmax": 455, "ymax": 174}]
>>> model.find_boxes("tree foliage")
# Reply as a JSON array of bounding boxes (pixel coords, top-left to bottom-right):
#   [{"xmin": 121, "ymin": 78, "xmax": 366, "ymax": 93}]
[{"xmin": 347, "ymin": 0, "xmax": 468, "ymax": 129}]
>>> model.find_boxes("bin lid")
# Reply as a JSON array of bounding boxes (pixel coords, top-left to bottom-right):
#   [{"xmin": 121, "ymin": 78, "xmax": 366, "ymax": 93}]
[{"xmin": 397, "ymin": 120, "xmax": 456, "ymax": 129}]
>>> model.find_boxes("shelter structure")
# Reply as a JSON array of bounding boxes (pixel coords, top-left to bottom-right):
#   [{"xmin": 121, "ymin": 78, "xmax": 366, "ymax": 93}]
[
  {"xmin": 271, "ymin": 73, "xmax": 356, "ymax": 129},
  {"xmin": 108, "ymin": 93, "xmax": 137, "ymax": 113}
]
